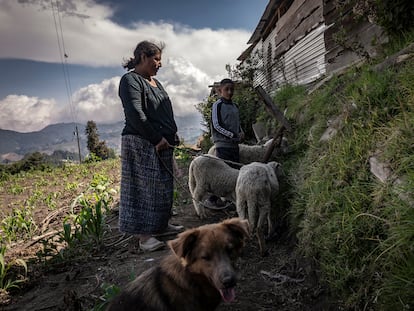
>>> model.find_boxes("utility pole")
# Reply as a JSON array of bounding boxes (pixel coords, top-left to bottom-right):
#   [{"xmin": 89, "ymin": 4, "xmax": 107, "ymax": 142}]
[{"xmin": 75, "ymin": 125, "xmax": 82, "ymax": 163}]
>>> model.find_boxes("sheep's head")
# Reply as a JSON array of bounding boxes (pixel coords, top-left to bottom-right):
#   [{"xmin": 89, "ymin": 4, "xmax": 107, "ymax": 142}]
[{"xmin": 268, "ymin": 162, "xmax": 284, "ymax": 179}]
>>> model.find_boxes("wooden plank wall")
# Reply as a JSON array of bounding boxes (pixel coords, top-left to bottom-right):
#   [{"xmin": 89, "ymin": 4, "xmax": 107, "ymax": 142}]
[
  {"xmin": 323, "ymin": 0, "xmax": 386, "ymax": 73},
  {"xmin": 246, "ymin": 0, "xmax": 386, "ymax": 94}
]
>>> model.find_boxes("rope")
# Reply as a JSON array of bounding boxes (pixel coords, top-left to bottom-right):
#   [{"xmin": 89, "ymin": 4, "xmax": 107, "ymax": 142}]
[
  {"xmin": 173, "ymin": 145, "xmax": 245, "ymax": 168},
  {"xmin": 199, "ymin": 154, "xmax": 244, "ymax": 168}
]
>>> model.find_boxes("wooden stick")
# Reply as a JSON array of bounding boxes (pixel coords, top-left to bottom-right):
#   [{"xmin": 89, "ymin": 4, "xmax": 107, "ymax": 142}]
[{"xmin": 255, "ymin": 85, "xmax": 292, "ymax": 132}]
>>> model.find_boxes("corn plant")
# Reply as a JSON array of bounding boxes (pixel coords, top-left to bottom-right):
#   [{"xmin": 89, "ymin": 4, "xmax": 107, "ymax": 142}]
[
  {"xmin": 0, "ymin": 246, "xmax": 27, "ymax": 291},
  {"xmin": 9, "ymin": 184, "xmax": 23, "ymax": 195},
  {"xmin": 44, "ymin": 192, "xmax": 59, "ymax": 210},
  {"xmin": 75, "ymin": 197, "xmax": 106, "ymax": 246},
  {"xmin": 57, "ymin": 171, "xmax": 117, "ymax": 253},
  {"xmin": 58, "ymin": 222, "xmax": 78, "ymax": 249},
  {"xmin": 1, "ymin": 206, "xmax": 37, "ymax": 242},
  {"xmin": 65, "ymin": 182, "xmax": 79, "ymax": 192},
  {"xmin": 35, "ymin": 237, "xmax": 60, "ymax": 264},
  {"xmin": 89, "ymin": 173, "xmax": 117, "ymax": 207},
  {"xmin": 26, "ymin": 189, "xmax": 43, "ymax": 206},
  {"xmin": 58, "ymin": 200, "xmax": 106, "ymax": 251}
]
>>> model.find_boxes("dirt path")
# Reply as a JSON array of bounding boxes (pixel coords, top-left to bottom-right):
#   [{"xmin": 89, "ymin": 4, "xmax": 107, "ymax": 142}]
[{"xmin": 2, "ymin": 160, "xmax": 338, "ymax": 311}]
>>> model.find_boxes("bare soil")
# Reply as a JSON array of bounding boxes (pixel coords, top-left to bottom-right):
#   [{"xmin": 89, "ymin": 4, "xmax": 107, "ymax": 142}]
[{"xmin": 1, "ymin": 159, "xmax": 338, "ymax": 311}]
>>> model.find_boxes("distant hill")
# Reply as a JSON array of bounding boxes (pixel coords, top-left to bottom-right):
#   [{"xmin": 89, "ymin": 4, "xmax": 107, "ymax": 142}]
[{"xmin": 0, "ymin": 116, "xmax": 203, "ymax": 162}]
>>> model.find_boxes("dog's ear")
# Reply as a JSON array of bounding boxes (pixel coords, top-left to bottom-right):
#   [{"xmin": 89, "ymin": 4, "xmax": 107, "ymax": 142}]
[
  {"xmin": 168, "ymin": 229, "xmax": 199, "ymax": 262},
  {"xmin": 222, "ymin": 218, "xmax": 250, "ymax": 240}
]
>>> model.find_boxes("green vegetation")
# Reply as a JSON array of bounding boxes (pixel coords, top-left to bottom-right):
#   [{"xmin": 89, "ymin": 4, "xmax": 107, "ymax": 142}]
[
  {"xmin": 274, "ymin": 58, "xmax": 414, "ymax": 309},
  {"xmin": 0, "ymin": 159, "xmax": 120, "ymax": 295},
  {"xmin": 90, "ymin": 283, "xmax": 121, "ymax": 311},
  {"xmin": 196, "ymin": 82, "xmax": 262, "ymax": 148},
  {"xmin": 1, "ymin": 206, "xmax": 37, "ymax": 243},
  {"xmin": 59, "ymin": 173, "xmax": 116, "ymax": 249},
  {"xmin": 0, "ymin": 246, "xmax": 27, "ymax": 291},
  {"xmin": 0, "ymin": 154, "xmax": 191, "ymax": 304}
]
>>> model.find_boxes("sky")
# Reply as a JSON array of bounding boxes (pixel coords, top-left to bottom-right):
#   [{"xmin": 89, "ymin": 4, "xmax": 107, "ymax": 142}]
[{"xmin": 0, "ymin": 0, "xmax": 269, "ymax": 134}]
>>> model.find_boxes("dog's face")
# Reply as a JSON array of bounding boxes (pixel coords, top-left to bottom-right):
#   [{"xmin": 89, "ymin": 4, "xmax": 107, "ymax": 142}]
[{"xmin": 168, "ymin": 218, "xmax": 250, "ymax": 303}]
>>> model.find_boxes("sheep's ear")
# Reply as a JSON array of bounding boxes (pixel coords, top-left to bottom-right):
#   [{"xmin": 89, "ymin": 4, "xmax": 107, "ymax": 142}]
[
  {"xmin": 168, "ymin": 229, "xmax": 199, "ymax": 260},
  {"xmin": 269, "ymin": 161, "xmax": 283, "ymax": 178},
  {"xmin": 222, "ymin": 218, "xmax": 250, "ymax": 240}
]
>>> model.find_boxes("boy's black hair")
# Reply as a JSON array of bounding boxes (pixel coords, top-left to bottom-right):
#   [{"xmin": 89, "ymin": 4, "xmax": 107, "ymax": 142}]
[{"xmin": 220, "ymin": 78, "xmax": 234, "ymax": 86}]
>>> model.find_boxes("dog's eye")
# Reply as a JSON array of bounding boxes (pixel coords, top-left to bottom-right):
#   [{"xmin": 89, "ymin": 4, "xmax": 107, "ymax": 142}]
[
  {"xmin": 226, "ymin": 245, "xmax": 238, "ymax": 257},
  {"xmin": 226, "ymin": 245, "xmax": 234, "ymax": 253},
  {"xmin": 201, "ymin": 254, "xmax": 211, "ymax": 261}
]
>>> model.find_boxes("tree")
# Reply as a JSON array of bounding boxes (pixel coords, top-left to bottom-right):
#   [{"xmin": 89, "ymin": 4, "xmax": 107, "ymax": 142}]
[
  {"xmin": 85, "ymin": 121, "xmax": 113, "ymax": 160},
  {"xmin": 196, "ymin": 82, "xmax": 262, "ymax": 146}
]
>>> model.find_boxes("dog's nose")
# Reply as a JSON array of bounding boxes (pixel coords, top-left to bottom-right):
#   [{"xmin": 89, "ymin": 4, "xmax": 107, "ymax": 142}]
[{"xmin": 220, "ymin": 272, "xmax": 236, "ymax": 288}]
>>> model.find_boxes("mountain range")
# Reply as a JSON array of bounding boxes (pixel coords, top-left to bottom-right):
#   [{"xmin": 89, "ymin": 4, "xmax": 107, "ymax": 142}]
[{"xmin": 0, "ymin": 115, "xmax": 204, "ymax": 163}]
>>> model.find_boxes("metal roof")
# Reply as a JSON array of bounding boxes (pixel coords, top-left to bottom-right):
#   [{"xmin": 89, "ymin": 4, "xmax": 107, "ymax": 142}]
[
  {"xmin": 238, "ymin": 0, "xmax": 285, "ymax": 61},
  {"xmin": 247, "ymin": 0, "xmax": 284, "ymax": 44}
]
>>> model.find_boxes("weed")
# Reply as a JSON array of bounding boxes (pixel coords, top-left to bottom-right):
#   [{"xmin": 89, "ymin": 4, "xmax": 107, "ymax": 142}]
[
  {"xmin": 174, "ymin": 148, "xmax": 191, "ymax": 163},
  {"xmin": 90, "ymin": 283, "xmax": 120, "ymax": 311}
]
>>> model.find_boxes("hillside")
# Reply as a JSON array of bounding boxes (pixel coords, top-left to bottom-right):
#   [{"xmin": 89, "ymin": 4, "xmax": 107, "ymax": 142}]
[
  {"xmin": 274, "ymin": 48, "xmax": 414, "ymax": 309},
  {"xmin": 0, "ymin": 115, "xmax": 203, "ymax": 162}
]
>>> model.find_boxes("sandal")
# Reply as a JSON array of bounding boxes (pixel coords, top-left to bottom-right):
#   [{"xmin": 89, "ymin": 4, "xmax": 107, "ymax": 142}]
[
  {"xmin": 139, "ymin": 237, "xmax": 165, "ymax": 252},
  {"xmin": 152, "ymin": 223, "xmax": 185, "ymax": 237}
]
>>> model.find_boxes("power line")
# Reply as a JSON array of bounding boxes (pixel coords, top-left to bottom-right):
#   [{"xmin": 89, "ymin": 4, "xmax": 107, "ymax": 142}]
[{"xmin": 51, "ymin": 0, "xmax": 82, "ymax": 163}]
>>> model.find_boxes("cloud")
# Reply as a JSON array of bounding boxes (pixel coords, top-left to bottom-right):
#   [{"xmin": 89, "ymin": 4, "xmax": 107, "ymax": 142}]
[
  {"xmin": 160, "ymin": 57, "xmax": 212, "ymax": 116},
  {"xmin": 71, "ymin": 58, "xmax": 211, "ymax": 123},
  {"xmin": 0, "ymin": 0, "xmax": 251, "ymax": 132},
  {"xmin": 0, "ymin": 0, "xmax": 250, "ymax": 72},
  {"xmin": 0, "ymin": 95, "xmax": 62, "ymax": 132},
  {"xmin": 72, "ymin": 76, "xmax": 122, "ymax": 124}
]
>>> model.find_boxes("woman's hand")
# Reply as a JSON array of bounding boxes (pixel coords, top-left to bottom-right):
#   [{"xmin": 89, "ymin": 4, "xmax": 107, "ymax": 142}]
[{"xmin": 155, "ymin": 137, "xmax": 170, "ymax": 152}]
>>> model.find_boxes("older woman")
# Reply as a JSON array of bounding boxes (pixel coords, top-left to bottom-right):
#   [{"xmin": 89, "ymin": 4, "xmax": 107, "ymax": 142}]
[{"xmin": 118, "ymin": 40, "xmax": 183, "ymax": 252}]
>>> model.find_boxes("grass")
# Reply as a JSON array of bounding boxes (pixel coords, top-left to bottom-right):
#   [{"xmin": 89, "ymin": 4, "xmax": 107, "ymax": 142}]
[{"xmin": 276, "ymin": 54, "xmax": 414, "ymax": 309}]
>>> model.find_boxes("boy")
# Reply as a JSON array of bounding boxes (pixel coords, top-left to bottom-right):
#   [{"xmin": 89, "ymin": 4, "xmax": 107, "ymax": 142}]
[
  {"xmin": 206, "ymin": 78, "xmax": 244, "ymax": 208},
  {"xmin": 211, "ymin": 78, "xmax": 244, "ymax": 162}
]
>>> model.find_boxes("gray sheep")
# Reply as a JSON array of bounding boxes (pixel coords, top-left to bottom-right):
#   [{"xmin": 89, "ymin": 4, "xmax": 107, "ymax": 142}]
[
  {"xmin": 188, "ymin": 155, "xmax": 239, "ymax": 219},
  {"xmin": 235, "ymin": 161, "xmax": 282, "ymax": 256},
  {"xmin": 208, "ymin": 138, "xmax": 288, "ymax": 164}
]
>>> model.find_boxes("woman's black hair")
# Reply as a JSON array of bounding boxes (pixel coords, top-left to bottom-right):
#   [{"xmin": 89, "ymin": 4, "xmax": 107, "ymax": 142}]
[{"xmin": 122, "ymin": 40, "xmax": 165, "ymax": 70}]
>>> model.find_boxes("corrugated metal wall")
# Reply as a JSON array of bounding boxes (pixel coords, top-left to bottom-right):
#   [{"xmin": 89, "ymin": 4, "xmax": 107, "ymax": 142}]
[
  {"xmin": 282, "ymin": 24, "xmax": 327, "ymax": 85},
  {"xmin": 251, "ymin": 24, "xmax": 327, "ymax": 94}
]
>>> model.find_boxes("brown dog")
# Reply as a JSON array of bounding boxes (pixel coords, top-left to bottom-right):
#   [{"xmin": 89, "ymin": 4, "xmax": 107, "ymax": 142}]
[{"xmin": 106, "ymin": 218, "xmax": 250, "ymax": 311}]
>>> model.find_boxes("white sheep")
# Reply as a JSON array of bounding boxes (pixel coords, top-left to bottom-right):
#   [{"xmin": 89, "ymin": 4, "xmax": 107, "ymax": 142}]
[
  {"xmin": 188, "ymin": 154, "xmax": 239, "ymax": 219},
  {"xmin": 235, "ymin": 161, "xmax": 282, "ymax": 256},
  {"xmin": 208, "ymin": 138, "xmax": 288, "ymax": 164}
]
